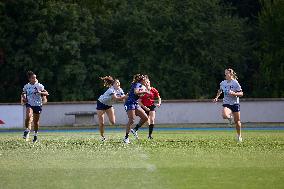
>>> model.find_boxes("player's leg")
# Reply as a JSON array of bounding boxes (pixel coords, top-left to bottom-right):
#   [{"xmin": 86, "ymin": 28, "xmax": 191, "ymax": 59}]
[
  {"xmin": 32, "ymin": 112, "xmax": 40, "ymax": 142},
  {"xmin": 232, "ymin": 105, "xmax": 242, "ymax": 142},
  {"xmin": 97, "ymin": 110, "xmax": 106, "ymax": 140},
  {"xmin": 132, "ymin": 107, "xmax": 148, "ymax": 138},
  {"xmin": 124, "ymin": 109, "xmax": 135, "ymax": 143},
  {"xmin": 105, "ymin": 107, "xmax": 115, "ymax": 125},
  {"xmin": 148, "ymin": 110, "xmax": 156, "ymax": 139},
  {"xmin": 222, "ymin": 105, "xmax": 233, "ymax": 124},
  {"xmin": 23, "ymin": 105, "xmax": 33, "ymax": 140}
]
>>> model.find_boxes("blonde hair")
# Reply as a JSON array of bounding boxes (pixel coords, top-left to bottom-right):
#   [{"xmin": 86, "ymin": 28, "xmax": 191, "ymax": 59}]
[
  {"xmin": 226, "ymin": 68, "xmax": 238, "ymax": 80},
  {"xmin": 100, "ymin": 76, "xmax": 115, "ymax": 87}
]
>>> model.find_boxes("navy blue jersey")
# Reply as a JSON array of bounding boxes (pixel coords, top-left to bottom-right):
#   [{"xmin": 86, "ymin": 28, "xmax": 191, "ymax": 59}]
[{"xmin": 125, "ymin": 82, "xmax": 142, "ymax": 104}]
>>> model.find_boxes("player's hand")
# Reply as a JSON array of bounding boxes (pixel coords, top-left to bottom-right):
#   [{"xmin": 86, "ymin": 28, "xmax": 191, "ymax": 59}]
[
  {"xmin": 156, "ymin": 103, "xmax": 161, "ymax": 108},
  {"xmin": 228, "ymin": 90, "xmax": 235, "ymax": 96},
  {"xmin": 213, "ymin": 98, "xmax": 218, "ymax": 103}
]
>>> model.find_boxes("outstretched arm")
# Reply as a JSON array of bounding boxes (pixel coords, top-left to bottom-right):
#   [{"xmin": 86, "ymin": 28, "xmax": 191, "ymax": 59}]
[
  {"xmin": 156, "ymin": 96, "xmax": 162, "ymax": 107},
  {"xmin": 213, "ymin": 89, "xmax": 222, "ymax": 103}
]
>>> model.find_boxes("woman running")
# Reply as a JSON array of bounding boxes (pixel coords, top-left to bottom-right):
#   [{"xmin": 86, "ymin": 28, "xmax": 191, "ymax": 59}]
[
  {"xmin": 123, "ymin": 74, "xmax": 149, "ymax": 144},
  {"xmin": 22, "ymin": 71, "xmax": 49, "ymax": 142},
  {"xmin": 138, "ymin": 78, "xmax": 161, "ymax": 139},
  {"xmin": 213, "ymin": 68, "xmax": 244, "ymax": 142},
  {"xmin": 97, "ymin": 76, "xmax": 126, "ymax": 141}
]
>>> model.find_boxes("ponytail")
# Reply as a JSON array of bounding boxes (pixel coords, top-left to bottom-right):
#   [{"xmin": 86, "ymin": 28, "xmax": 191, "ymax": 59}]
[{"xmin": 100, "ymin": 76, "xmax": 115, "ymax": 87}]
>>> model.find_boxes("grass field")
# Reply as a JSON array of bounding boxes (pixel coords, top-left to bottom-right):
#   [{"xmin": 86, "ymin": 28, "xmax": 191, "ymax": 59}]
[{"xmin": 0, "ymin": 129, "xmax": 283, "ymax": 189}]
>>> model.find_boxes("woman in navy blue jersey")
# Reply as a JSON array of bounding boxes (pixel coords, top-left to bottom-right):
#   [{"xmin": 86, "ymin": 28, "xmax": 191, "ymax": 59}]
[{"xmin": 123, "ymin": 74, "xmax": 149, "ymax": 144}]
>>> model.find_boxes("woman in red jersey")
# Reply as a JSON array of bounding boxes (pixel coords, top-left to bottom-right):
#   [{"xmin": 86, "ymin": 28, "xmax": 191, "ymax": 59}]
[{"xmin": 138, "ymin": 77, "xmax": 161, "ymax": 139}]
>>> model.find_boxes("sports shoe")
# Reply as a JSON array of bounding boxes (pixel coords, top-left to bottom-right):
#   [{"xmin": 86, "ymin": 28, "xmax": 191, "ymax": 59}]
[
  {"xmin": 123, "ymin": 137, "xmax": 130, "ymax": 144},
  {"xmin": 101, "ymin": 136, "xmax": 106, "ymax": 142},
  {"xmin": 32, "ymin": 135, "xmax": 38, "ymax": 143},
  {"xmin": 228, "ymin": 114, "xmax": 233, "ymax": 125},
  {"xmin": 131, "ymin": 129, "xmax": 139, "ymax": 139},
  {"xmin": 237, "ymin": 136, "xmax": 243, "ymax": 142},
  {"xmin": 23, "ymin": 130, "xmax": 30, "ymax": 141},
  {"xmin": 148, "ymin": 136, "xmax": 153, "ymax": 140}
]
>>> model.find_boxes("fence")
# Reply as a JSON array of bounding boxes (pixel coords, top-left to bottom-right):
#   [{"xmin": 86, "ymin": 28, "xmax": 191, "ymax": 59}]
[{"xmin": 0, "ymin": 99, "xmax": 283, "ymax": 128}]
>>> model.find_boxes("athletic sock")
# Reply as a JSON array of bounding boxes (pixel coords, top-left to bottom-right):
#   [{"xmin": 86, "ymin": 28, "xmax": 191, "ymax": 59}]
[
  {"xmin": 125, "ymin": 133, "xmax": 129, "ymax": 139},
  {"xmin": 134, "ymin": 124, "xmax": 141, "ymax": 131},
  {"xmin": 149, "ymin": 124, "xmax": 154, "ymax": 136}
]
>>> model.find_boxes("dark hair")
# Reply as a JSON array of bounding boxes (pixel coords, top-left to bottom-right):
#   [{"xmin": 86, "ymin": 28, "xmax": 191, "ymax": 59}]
[
  {"xmin": 100, "ymin": 76, "xmax": 115, "ymax": 87},
  {"xmin": 132, "ymin": 74, "xmax": 146, "ymax": 83},
  {"xmin": 27, "ymin": 71, "xmax": 35, "ymax": 79}
]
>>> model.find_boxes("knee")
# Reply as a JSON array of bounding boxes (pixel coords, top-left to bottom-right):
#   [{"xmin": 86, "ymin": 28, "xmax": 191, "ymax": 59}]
[{"xmin": 235, "ymin": 120, "xmax": 241, "ymax": 126}]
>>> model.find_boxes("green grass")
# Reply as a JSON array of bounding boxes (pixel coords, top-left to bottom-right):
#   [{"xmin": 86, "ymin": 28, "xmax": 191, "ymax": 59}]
[{"xmin": 0, "ymin": 130, "xmax": 283, "ymax": 189}]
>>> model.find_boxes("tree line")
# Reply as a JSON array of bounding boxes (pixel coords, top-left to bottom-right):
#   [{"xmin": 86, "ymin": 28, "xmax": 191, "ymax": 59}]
[{"xmin": 0, "ymin": 0, "xmax": 283, "ymax": 102}]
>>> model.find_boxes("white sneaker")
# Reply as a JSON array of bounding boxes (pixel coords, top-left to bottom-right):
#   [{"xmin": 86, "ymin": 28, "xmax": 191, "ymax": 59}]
[
  {"xmin": 101, "ymin": 136, "xmax": 106, "ymax": 142},
  {"xmin": 123, "ymin": 137, "xmax": 130, "ymax": 144},
  {"xmin": 228, "ymin": 114, "xmax": 233, "ymax": 125},
  {"xmin": 23, "ymin": 130, "xmax": 30, "ymax": 141},
  {"xmin": 237, "ymin": 136, "xmax": 243, "ymax": 142},
  {"xmin": 131, "ymin": 129, "xmax": 139, "ymax": 139}
]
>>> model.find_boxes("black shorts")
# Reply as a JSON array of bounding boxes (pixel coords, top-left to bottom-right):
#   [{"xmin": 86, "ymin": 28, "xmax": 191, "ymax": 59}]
[
  {"xmin": 96, "ymin": 100, "xmax": 112, "ymax": 110},
  {"xmin": 222, "ymin": 104, "xmax": 240, "ymax": 113},
  {"xmin": 26, "ymin": 104, "xmax": 42, "ymax": 114},
  {"xmin": 142, "ymin": 105, "xmax": 156, "ymax": 115}
]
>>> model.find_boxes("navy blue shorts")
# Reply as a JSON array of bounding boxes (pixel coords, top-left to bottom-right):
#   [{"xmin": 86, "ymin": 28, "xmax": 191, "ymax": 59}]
[
  {"xmin": 142, "ymin": 105, "xmax": 156, "ymax": 115},
  {"xmin": 26, "ymin": 104, "xmax": 42, "ymax": 114},
  {"xmin": 96, "ymin": 100, "xmax": 112, "ymax": 110},
  {"xmin": 124, "ymin": 103, "xmax": 140, "ymax": 111},
  {"xmin": 223, "ymin": 104, "xmax": 240, "ymax": 113}
]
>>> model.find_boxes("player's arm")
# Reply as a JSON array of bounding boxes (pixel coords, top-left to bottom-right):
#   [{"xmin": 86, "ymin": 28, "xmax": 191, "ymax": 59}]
[
  {"xmin": 138, "ymin": 98, "xmax": 150, "ymax": 112},
  {"xmin": 213, "ymin": 89, "xmax": 222, "ymax": 103},
  {"xmin": 154, "ymin": 89, "xmax": 161, "ymax": 107},
  {"xmin": 229, "ymin": 82, "xmax": 243, "ymax": 97},
  {"xmin": 21, "ymin": 91, "xmax": 27, "ymax": 103},
  {"xmin": 112, "ymin": 93, "xmax": 125, "ymax": 101},
  {"xmin": 38, "ymin": 89, "xmax": 49, "ymax": 96},
  {"xmin": 229, "ymin": 90, "xmax": 243, "ymax": 97},
  {"xmin": 156, "ymin": 96, "xmax": 162, "ymax": 107},
  {"xmin": 134, "ymin": 88, "xmax": 148, "ymax": 96}
]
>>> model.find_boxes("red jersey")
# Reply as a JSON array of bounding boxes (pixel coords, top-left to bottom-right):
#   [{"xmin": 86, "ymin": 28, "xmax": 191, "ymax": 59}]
[{"xmin": 140, "ymin": 87, "xmax": 160, "ymax": 106}]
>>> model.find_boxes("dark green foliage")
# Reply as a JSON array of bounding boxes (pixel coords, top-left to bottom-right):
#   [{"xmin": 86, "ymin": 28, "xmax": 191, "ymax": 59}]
[
  {"xmin": 253, "ymin": 0, "xmax": 284, "ymax": 97},
  {"xmin": 0, "ymin": 0, "xmax": 282, "ymax": 102}
]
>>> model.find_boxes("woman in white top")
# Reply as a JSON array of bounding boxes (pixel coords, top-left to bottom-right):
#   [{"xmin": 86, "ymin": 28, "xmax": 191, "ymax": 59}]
[
  {"xmin": 96, "ymin": 76, "xmax": 126, "ymax": 141},
  {"xmin": 21, "ymin": 71, "xmax": 49, "ymax": 142},
  {"xmin": 213, "ymin": 68, "xmax": 244, "ymax": 142}
]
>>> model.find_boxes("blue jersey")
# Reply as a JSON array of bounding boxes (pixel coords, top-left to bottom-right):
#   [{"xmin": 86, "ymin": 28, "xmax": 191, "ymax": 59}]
[{"xmin": 125, "ymin": 82, "xmax": 143, "ymax": 104}]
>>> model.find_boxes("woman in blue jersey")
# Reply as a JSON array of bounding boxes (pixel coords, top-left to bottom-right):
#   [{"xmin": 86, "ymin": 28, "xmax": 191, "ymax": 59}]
[
  {"xmin": 123, "ymin": 74, "xmax": 149, "ymax": 144},
  {"xmin": 213, "ymin": 68, "xmax": 243, "ymax": 142},
  {"xmin": 21, "ymin": 71, "xmax": 49, "ymax": 142},
  {"xmin": 97, "ymin": 76, "xmax": 126, "ymax": 141}
]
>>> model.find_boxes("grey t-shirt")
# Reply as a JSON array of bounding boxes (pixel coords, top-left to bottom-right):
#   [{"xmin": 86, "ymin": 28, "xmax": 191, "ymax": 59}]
[
  {"xmin": 98, "ymin": 87, "xmax": 125, "ymax": 106},
  {"xmin": 23, "ymin": 83, "xmax": 44, "ymax": 106},
  {"xmin": 220, "ymin": 79, "xmax": 242, "ymax": 105}
]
